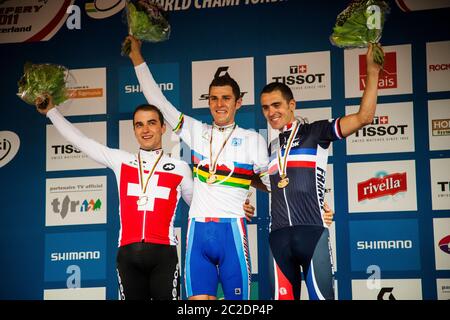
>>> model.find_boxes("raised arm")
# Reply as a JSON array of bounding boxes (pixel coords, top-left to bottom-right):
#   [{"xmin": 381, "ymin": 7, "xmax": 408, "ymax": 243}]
[
  {"xmin": 127, "ymin": 35, "xmax": 183, "ymax": 131},
  {"xmin": 339, "ymin": 43, "xmax": 382, "ymax": 138},
  {"xmin": 36, "ymin": 96, "xmax": 121, "ymax": 170}
]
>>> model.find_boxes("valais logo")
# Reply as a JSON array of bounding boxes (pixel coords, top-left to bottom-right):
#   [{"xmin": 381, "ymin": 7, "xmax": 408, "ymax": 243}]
[
  {"xmin": 358, "ymin": 172, "xmax": 407, "ymax": 202},
  {"xmin": 0, "ymin": 131, "xmax": 20, "ymax": 168},
  {"xmin": 439, "ymin": 235, "xmax": 450, "ymax": 254},
  {"xmin": 360, "ymin": 52, "xmax": 397, "ymax": 90}
]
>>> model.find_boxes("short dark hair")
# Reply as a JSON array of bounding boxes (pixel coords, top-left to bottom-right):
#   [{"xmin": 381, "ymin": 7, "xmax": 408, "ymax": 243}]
[
  {"xmin": 209, "ymin": 74, "xmax": 241, "ymax": 101},
  {"xmin": 133, "ymin": 104, "xmax": 165, "ymax": 127},
  {"xmin": 261, "ymin": 82, "xmax": 294, "ymax": 102}
]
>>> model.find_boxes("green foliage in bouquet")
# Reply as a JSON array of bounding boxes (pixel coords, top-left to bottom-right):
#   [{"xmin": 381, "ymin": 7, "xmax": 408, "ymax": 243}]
[
  {"xmin": 121, "ymin": 0, "xmax": 171, "ymax": 56},
  {"xmin": 330, "ymin": 0, "xmax": 390, "ymax": 65},
  {"xmin": 17, "ymin": 62, "xmax": 69, "ymax": 107}
]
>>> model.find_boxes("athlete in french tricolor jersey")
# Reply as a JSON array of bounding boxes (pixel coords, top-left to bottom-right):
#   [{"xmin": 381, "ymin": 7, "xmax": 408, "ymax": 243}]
[
  {"xmin": 261, "ymin": 44, "xmax": 382, "ymax": 300},
  {"xmin": 128, "ymin": 35, "xmax": 269, "ymax": 300},
  {"xmin": 37, "ymin": 99, "xmax": 193, "ymax": 300}
]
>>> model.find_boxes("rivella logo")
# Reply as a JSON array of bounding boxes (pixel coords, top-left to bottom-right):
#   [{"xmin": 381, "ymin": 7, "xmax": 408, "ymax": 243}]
[
  {"xmin": 360, "ymin": 52, "xmax": 397, "ymax": 90},
  {"xmin": 0, "ymin": 131, "xmax": 20, "ymax": 168},
  {"xmin": 357, "ymin": 172, "xmax": 407, "ymax": 202},
  {"xmin": 439, "ymin": 235, "xmax": 450, "ymax": 254}
]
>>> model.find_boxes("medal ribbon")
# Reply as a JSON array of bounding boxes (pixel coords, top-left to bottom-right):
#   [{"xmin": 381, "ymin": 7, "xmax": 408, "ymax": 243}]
[
  {"xmin": 138, "ymin": 149, "xmax": 164, "ymax": 196},
  {"xmin": 209, "ymin": 123, "xmax": 237, "ymax": 175},
  {"xmin": 277, "ymin": 121, "xmax": 300, "ymax": 179}
]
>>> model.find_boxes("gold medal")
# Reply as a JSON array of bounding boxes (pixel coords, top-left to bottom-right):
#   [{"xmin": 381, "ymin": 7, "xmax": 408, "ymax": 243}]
[
  {"xmin": 205, "ymin": 123, "xmax": 237, "ymax": 186},
  {"xmin": 277, "ymin": 121, "xmax": 300, "ymax": 190},
  {"xmin": 206, "ymin": 173, "xmax": 217, "ymax": 184},
  {"xmin": 277, "ymin": 176, "xmax": 289, "ymax": 189},
  {"xmin": 136, "ymin": 150, "xmax": 163, "ymax": 208}
]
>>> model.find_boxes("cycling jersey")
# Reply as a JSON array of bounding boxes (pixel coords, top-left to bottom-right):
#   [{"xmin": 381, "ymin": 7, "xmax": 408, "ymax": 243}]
[
  {"xmin": 267, "ymin": 118, "xmax": 342, "ymax": 300},
  {"xmin": 268, "ymin": 119, "xmax": 343, "ymax": 231},
  {"xmin": 135, "ymin": 63, "xmax": 270, "ymax": 219},
  {"xmin": 46, "ymin": 108, "xmax": 193, "ymax": 247},
  {"xmin": 134, "ymin": 62, "xmax": 268, "ymax": 299}
]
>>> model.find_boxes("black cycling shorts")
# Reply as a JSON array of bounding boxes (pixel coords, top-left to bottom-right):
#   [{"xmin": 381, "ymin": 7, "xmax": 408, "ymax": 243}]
[{"xmin": 116, "ymin": 242, "xmax": 180, "ymax": 300}]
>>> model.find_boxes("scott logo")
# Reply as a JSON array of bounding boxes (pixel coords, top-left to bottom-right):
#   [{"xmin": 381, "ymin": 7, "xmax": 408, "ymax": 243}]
[
  {"xmin": 199, "ymin": 66, "xmax": 247, "ymax": 101},
  {"xmin": 377, "ymin": 287, "xmax": 396, "ymax": 300},
  {"xmin": 358, "ymin": 172, "xmax": 407, "ymax": 202}
]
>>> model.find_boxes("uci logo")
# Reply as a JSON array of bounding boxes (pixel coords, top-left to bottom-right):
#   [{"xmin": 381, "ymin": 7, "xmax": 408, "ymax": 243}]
[{"xmin": 163, "ymin": 163, "xmax": 176, "ymax": 171}]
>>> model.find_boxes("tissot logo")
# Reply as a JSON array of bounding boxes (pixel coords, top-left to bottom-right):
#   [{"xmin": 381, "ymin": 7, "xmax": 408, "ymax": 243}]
[
  {"xmin": 290, "ymin": 65, "xmax": 307, "ymax": 74},
  {"xmin": 357, "ymin": 172, "xmax": 407, "ymax": 202},
  {"xmin": 199, "ymin": 66, "xmax": 247, "ymax": 101},
  {"xmin": 51, "ymin": 144, "xmax": 81, "ymax": 155},
  {"xmin": 377, "ymin": 287, "xmax": 396, "ymax": 300},
  {"xmin": 360, "ymin": 52, "xmax": 397, "ymax": 90},
  {"xmin": 354, "ymin": 115, "xmax": 408, "ymax": 137},
  {"xmin": 432, "ymin": 119, "xmax": 450, "ymax": 136},
  {"xmin": 271, "ymin": 64, "xmax": 325, "ymax": 86},
  {"xmin": 437, "ymin": 182, "xmax": 450, "ymax": 193},
  {"xmin": 438, "ymin": 235, "xmax": 450, "ymax": 254}
]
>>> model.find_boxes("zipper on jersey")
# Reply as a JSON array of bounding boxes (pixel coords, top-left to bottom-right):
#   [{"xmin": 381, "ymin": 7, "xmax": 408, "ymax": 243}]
[
  {"xmin": 142, "ymin": 209, "xmax": 147, "ymax": 241},
  {"xmin": 283, "ymin": 188, "xmax": 293, "ymax": 226}
]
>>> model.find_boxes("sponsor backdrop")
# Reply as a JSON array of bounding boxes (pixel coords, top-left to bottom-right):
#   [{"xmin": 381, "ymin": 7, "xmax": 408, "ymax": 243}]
[{"xmin": 0, "ymin": 0, "xmax": 449, "ymax": 300}]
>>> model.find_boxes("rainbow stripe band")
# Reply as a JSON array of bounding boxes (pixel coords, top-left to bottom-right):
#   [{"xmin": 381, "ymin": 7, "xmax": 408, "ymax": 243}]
[
  {"xmin": 193, "ymin": 166, "xmax": 251, "ymax": 189},
  {"xmin": 173, "ymin": 114, "xmax": 184, "ymax": 133}
]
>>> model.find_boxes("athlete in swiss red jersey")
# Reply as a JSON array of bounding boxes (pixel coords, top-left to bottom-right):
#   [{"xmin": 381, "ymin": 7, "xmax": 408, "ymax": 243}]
[{"xmin": 34, "ymin": 96, "xmax": 255, "ymax": 300}]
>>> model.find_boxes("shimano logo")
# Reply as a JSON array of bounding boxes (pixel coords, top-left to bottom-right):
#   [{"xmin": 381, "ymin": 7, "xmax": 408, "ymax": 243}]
[
  {"xmin": 125, "ymin": 83, "xmax": 173, "ymax": 93},
  {"xmin": 357, "ymin": 240, "xmax": 413, "ymax": 250},
  {"xmin": 51, "ymin": 251, "xmax": 101, "ymax": 261}
]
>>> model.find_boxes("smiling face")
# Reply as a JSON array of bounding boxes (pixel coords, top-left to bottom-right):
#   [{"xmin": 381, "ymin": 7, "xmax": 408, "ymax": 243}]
[
  {"xmin": 261, "ymin": 89, "xmax": 296, "ymax": 130},
  {"xmin": 208, "ymin": 85, "xmax": 242, "ymax": 126},
  {"xmin": 133, "ymin": 109, "xmax": 166, "ymax": 150}
]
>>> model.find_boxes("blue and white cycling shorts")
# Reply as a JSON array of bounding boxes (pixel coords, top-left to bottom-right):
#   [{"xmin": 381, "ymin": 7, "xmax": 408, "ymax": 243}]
[{"xmin": 185, "ymin": 217, "xmax": 251, "ymax": 300}]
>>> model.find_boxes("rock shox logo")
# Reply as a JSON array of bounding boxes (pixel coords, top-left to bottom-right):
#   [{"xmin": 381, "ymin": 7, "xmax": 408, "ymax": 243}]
[
  {"xmin": 358, "ymin": 172, "xmax": 407, "ymax": 202},
  {"xmin": 360, "ymin": 52, "xmax": 397, "ymax": 90}
]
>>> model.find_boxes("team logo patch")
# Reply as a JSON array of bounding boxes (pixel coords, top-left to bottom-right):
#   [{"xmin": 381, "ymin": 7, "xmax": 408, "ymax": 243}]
[
  {"xmin": 163, "ymin": 163, "xmax": 176, "ymax": 171},
  {"xmin": 231, "ymin": 138, "xmax": 242, "ymax": 146}
]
